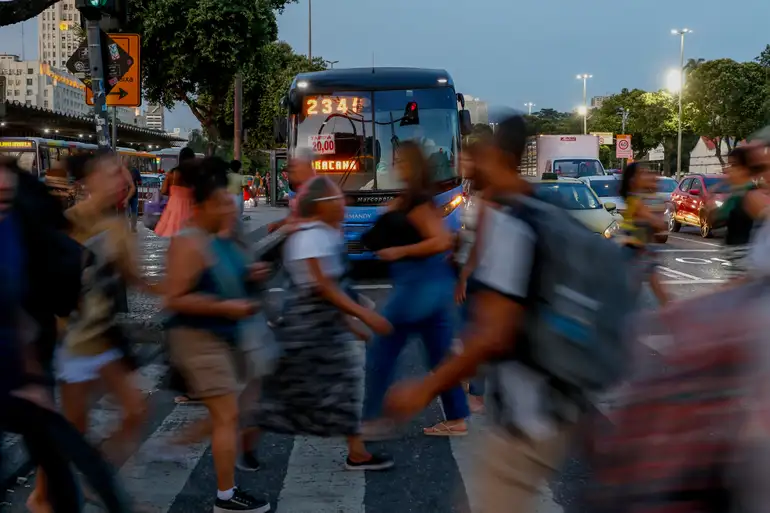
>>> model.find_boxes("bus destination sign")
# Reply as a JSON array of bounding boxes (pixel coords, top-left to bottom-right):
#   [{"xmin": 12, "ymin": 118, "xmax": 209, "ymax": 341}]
[{"xmin": 0, "ymin": 140, "xmax": 34, "ymax": 149}]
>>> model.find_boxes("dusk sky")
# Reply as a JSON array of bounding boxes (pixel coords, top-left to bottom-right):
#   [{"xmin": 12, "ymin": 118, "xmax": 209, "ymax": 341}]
[{"xmin": 1, "ymin": 0, "xmax": 768, "ymax": 131}]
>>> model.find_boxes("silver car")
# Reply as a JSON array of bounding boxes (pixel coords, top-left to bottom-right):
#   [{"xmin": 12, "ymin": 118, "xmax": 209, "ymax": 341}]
[{"xmin": 579, "ymin": 175, "xmax": 626, "ymax": 213}]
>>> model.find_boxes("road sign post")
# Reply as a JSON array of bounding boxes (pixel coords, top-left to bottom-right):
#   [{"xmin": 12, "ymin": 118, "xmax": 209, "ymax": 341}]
[
  {"xmin": 616, "ymin": 134, "xmax": 633, "ymax": 159},
  {"xmin": 84, "ymin": 18, "xmax": 112, "ymax": 149},
  {"xmin": 85, "ymin": 34, "xmax": 141, "ymax": 108}
]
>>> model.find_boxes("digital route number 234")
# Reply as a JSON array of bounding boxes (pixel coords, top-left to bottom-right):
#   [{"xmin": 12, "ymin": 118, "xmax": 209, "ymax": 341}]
[{"xmin": 304, "ymin": 96, "xmax": 365, "ymax": 116}]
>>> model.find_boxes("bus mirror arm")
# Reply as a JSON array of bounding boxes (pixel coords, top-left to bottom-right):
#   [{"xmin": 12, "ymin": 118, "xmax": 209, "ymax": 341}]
[
  {"xmin": 273, "ymin": 117, "xmax": 287, "ymax": 144},
  {"xmin": 459, "ymin": 110, "xmax": 472, "ymax": 136}
]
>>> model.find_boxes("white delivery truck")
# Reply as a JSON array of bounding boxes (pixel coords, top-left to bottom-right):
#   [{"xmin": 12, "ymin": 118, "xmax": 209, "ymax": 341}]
[{"xmin": 519, "ymin": 134, "xmax": 606, "ymax": 178}]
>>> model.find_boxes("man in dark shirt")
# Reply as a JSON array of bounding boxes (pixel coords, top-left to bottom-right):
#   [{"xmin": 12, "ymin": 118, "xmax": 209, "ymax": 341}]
[{"xmin": 127, "ymin": 165, "xmax": 142, "ymax": 232}]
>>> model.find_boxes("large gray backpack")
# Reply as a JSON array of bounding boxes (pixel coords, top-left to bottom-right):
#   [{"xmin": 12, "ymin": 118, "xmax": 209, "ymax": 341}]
[{"xmin": 497, "ymin": 194, "xmax": 637, "ymax": 396}]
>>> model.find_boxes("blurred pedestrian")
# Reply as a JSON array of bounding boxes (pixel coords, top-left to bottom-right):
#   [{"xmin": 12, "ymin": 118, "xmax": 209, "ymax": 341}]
[
  {"xmin": 161, "ymin": 158, "xmax": 270, "ymax": 513},
  {"xmin": 155, "ymin": 146, "xmax": 196, "ymax": 237},
  {"xmin": 362, "ymin": 140, "xmax": 469, "ymax": 439}
]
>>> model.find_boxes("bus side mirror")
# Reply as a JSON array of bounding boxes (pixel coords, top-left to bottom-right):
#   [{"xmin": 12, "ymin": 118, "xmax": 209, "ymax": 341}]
[
  {"xmin": 273, "ymin": 117, "xmax": 287, "ymax": 144},
  {"xmin": 459, "ymin": 110, "xmax": 472, "ymax": 136}
]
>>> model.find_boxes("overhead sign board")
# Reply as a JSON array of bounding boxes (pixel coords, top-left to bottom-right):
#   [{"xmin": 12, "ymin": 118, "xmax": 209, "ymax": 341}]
[
  {"xmin": 616, "ymin": 134, "xmax": 633, "ymax": 158},
  {"xmin": 84, "ymin": 34, "xmax": 141, "ymax": 108},
  {"xmin": 591, "ymin": 132, "xmax": 614, "ymax": 145}
]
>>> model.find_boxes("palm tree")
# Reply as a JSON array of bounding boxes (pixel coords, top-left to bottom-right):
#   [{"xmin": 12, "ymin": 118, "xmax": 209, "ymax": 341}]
[{"xmin": 684, "ymin": 58, "xmax": 705, "ymax": 76}]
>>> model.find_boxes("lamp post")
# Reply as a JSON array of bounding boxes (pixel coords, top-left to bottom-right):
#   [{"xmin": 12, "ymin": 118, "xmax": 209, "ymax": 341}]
[
  {"xmin": 307, "ymin": 0, "xmax": 313, "ymax": 62},
  {"xmin": 672, "ymin": 28, "xmax": 692, "ymax": 181},
  {"xmin": 576, "ymin": 74, "xmax": 592, "ymax": 134},
  {"xmin": 524, "ymin": 102, "xmax": 535, "ymax": 115},
  {"xmin": 325, "ymin": 60, "xmax": 339, "ymax": 69}
]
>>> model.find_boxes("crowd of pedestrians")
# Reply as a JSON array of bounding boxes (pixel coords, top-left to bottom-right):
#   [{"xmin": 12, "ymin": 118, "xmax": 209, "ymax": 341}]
[{"xmin": 2, "ymin": 117, "xmax": 770, "ymax": 513}]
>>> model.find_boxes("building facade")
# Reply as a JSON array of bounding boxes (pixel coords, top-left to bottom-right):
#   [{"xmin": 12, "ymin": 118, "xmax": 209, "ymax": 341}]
[
  {"xmin": 146, "ymin": 104, "xmax": 165, "ymax": 131},
  {"xmin": 38, "ymin": 0, "xmax": 80, "ymax": 71},
  {"xmin": 591, "ymin": 95, "xmax": 611, "ymax": 109},
  {"xmin": 1, "ymin": 54, "xmax": 89, "ymax": 117},
  {"xmin": 462, "ymin": 95, "xmax": 489, "ymax": 125}
]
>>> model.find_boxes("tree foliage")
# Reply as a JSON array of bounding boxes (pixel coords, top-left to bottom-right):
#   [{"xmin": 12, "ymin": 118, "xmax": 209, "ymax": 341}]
[
  {"xmin": 0, "ymin": 0, "xmax": 60, "ymax": 27},
  {"xmin": 125, "ymin": 0, "xmax": 295, "ymax": 141},
  {"xmin": 757, "ymin": 45, "xmax": 770, "ymax": 68},
  {"xmin": 685, "ymin": 58, "xmax": 770, "ymax": 163}
]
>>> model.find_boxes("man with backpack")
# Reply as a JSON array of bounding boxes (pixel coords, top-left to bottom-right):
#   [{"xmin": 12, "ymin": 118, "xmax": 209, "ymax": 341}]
[{"xmin": 385, "ymin": 115, "xmax": 634, "ymax": 513}]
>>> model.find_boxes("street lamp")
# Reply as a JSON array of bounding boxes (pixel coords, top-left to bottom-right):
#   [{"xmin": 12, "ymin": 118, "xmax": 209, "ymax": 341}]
[
  {"xmin": 671, "ymin": 28, "xmax": 692, "ymax": 180},
  {"xmin": 308, "ymin": 0, "xmax": 312, "ymax": 61},
  {"xmin": 576, "ymin": 73, "xmax": 592, "ymax": 134},
  {"xmin": 325, "ymin": 60, "xmax": 339, "ymax": 69},
  {"xmin": 524, "ymin": 102, "xmax": 535, "ymax": 115}
]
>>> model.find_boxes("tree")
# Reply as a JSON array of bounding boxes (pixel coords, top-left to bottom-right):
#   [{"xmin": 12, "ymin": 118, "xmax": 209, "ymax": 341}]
[
  {"xmin": 684, "ymin": 58, "xmax": 705, "ymax": 76},
  {"xmin": 525, "ymin": 108, "xmax": 579, "ymax": 135},
  {"xmin": 237, "ymin": 41, "xmax": 325, "ymax": 154},
  {"xmin": 0, "ymin": 0, "xmax": 60, "ymax": 27},
  {"xmin": 126, "ymin": 0, "xmax": 295, "ymax": 143},
  {"xmin": 756, "ymin": 45, "xmax": 770, "ymax": 68},
  {"xmin": 471, "ymin": 123, "xmax": 494, "ymax": 138},
  {"xmin": 686, "ymin": 58, "xmax": 770, "ymax": 164}
]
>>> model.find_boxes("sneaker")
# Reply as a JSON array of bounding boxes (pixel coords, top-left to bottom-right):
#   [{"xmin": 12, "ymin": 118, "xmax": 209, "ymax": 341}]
[
  {"xmin": 236, "ymin": 452, "xmax": 261, "ymax": 472},
  {"xmin": 214, "ymin": 488, "xmax": 270, "ymax": 513},
  {"xmin": 345, "ymin": 453, "xmax": 394, "ymax": 471}
]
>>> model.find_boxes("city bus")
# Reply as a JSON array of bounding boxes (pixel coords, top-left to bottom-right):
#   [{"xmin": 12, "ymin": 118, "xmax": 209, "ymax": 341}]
[
  {"xmin": 0, "ymin": 137, "xmax": 159, "ymax": 178},
  {"xmin": 274, "ymin": 67, "xmax": 472, "ymax": 259},
  {"xmin": 0, "ymin": 137, "xmax": 98, "ymax": 178},
  {"xmin": 152, "ymin": 147, "xmax": 205, "ymax": 173}
]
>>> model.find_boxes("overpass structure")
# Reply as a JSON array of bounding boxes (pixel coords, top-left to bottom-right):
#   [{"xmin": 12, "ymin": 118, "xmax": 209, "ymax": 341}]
[{"xmin": 0, "ymin": 100, "xmax": 186, "ymax": 149}]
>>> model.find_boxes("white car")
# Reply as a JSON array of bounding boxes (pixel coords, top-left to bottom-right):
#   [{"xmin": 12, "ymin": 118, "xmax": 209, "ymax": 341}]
[{"xmin": 579, "ymin": 175, "xmax": 626, "ymax": 213}]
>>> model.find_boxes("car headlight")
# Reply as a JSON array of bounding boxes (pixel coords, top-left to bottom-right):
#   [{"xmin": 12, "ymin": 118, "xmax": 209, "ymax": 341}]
[
  {"xmin": 441, "ymin": 194, "xmax": 464, "ymax": 217},
  {"xmin": 603, "ymin": 220, "xmax": 621, "ymax": 239},
  {"xmin": 714, "ymin": 200, "xmax": 723, "ymax": 207}
]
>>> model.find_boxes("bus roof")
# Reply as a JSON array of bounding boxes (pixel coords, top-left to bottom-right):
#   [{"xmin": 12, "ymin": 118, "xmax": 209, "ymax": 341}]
[{"xmin": 290, "ymin": 67, "xmax": 455, "ymax": 93}]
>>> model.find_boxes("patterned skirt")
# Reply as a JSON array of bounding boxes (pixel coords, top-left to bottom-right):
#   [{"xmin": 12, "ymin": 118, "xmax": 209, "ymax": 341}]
[{"xmin": 257, "ymin": 287, "xmax": 364, "ymax": 437}]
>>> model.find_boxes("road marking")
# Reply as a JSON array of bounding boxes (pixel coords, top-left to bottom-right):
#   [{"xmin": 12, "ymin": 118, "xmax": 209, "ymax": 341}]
[
  {"xmin": 276, "ymin": 436, "xmax": 366, "ymax": 513},
  {"xmin": 657, "ymin": 266, "xmax": 702, "ymax": 280},
  {"xmin": 120, "ymin": 405, "xmax": 210, "ymax": 513},
  {"xmin": 661, "ymin": 279, "xmax": 726, "ymax": 285},
  {"xmin": 656, "ymin": 249, "xmax": 720, "ymax": 253},
  {"xmin": 668, "ymin": 235, "xmax": 721, "ymax": 247}
]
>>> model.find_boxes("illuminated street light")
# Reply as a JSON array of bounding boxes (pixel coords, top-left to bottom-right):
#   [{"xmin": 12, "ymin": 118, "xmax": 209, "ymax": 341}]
[
  {"xmin": 672, "ymin": 28, "xmax": 693, "ymax": 180},
  {"xmin": 666, "ymin": 68, "xmax": 682, "ymax": 93},
  {"xmin": 524, "ymin": 102, "xmax": 535, "ymax": 115},
  {"xmin": 576, "ymin": 74, "xmax": 592, "ymax": 134}
]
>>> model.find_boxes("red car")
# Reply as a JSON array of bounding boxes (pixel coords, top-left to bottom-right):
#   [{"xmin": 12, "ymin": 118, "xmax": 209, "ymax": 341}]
[{"xmin": 668, "ymin": 174, "xmax": 729, "ymax": 238}]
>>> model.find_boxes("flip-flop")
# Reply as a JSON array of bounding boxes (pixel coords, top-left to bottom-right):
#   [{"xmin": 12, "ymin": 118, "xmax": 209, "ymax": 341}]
[{"xmin": 423, "ymin": 422, "xmax": 468, "ymax": 437}]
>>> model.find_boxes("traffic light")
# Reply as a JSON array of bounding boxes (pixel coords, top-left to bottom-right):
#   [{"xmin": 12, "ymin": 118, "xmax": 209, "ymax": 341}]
[
  {"xmin": 400, "ymin": 101, "xmax": 420, "ymax": 126},
  {"xmin": 76, "ymin": 0, "xmax": 127, "ymax": 24}
]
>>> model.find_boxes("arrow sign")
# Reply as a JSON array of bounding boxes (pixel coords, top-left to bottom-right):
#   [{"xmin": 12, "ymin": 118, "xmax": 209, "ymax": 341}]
[
  {"xmin": 66, "ymin": 30, "xmax": 133, "ymax": 95},
  {"xmin": 108, "ymin": 88, "xmax": 128, "ymax": 99}
]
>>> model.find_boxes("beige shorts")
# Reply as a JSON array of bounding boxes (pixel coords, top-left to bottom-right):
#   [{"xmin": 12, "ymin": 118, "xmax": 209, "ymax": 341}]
[{"xmin": 168, "ymin": 328, "xmax": 247, "ymax": 399}]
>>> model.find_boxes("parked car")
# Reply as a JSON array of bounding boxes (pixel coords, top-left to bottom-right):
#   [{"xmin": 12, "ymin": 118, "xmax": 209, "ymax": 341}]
[{"xmin": 668, "ymin": 174, "xmax": 729, "ymax": 238}]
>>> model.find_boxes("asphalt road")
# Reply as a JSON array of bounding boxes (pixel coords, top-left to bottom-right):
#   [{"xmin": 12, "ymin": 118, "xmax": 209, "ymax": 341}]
[{"xmin": 1, "ymin": 224, "xmax": 733, "ymax": 513}]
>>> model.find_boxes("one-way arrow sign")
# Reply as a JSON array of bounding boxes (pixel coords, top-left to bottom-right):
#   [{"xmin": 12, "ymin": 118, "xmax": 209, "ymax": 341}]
[
  {"xmin": 108, "ymin": 88, "xmax": 128, "ymax": 100},
  {"xmin": 66, "ymin": 30, "xmax": 133, "ymax": 95}
]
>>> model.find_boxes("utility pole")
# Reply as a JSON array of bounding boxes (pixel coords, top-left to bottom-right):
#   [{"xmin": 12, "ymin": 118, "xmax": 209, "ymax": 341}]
[
  {"xmin": 671, "ymin": 28, "xmax": 692, "ymax": 181},
  {"xmin": 111, "ymin": 106, "xmax": 117, "ymax": 151},
  {"xmin": 85, "ymin": 18, "xmax": 112, "ymax": 149},
  {"xmin": 307, "ymin": 0, "xmax": 313, "ymax": 62},
  {"xmin": 233, "ymin": 73, "xmax": 243, "ymax": 161}
]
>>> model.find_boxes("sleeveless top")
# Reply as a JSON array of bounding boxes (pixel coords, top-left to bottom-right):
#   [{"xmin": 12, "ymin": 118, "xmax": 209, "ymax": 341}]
[{"xmin": 165, "ymin": 227, "xmax": 250, "ymax": 343}]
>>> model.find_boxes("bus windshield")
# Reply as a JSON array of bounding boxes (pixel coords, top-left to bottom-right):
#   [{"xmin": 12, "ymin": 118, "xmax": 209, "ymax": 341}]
[
  {"xmin": 0, "ymin": 149, "xmax": 37, "ymax": 173},
  {"xmin": 293, "ymin": 87, "xmax": 459, "ymax": 191}
]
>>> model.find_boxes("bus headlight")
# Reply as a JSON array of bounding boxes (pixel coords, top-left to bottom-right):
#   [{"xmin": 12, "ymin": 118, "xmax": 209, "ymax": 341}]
[
  {"xmin": 441, "ymin": 194, "xmax": 464, "ymax": 217},
  {"xmin": 603, "ymin": 221, "xmax": 621, "ymax": 239}
]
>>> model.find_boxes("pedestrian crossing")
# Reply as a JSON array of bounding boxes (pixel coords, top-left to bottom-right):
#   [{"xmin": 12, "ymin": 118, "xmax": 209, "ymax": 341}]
[{"xmin": 1, "ymin": 351, "xmax": 568, "ymax": 513}]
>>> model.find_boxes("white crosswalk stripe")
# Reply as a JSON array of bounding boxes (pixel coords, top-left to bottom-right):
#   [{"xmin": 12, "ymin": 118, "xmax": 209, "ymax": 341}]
[{"xmin": 1, "ymin": 361, "xmax": 568, "ymax": 513}]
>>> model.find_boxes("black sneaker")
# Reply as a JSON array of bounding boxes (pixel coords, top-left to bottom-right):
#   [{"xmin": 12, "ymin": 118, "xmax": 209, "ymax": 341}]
[
  {"xmin": 213, "ymin": 488, "xmax": 270, "ymax": 513},
  {"xmin": 344, "ymin": 453, "xmax": 394, "ymax": 471},
  {"xmin": 236, "ymin": 452, "xmax": 261, "ymax": 472}
]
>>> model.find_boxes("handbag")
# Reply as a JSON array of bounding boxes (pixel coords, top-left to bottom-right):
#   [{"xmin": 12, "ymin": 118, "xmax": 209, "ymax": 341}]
[
  {"xmin": 360, "ymin": 210, "xmax": 422, "ymax": 252},
  {"xmin": 237, "ymin": 309, "xmax": 281, "ymax": 380}
]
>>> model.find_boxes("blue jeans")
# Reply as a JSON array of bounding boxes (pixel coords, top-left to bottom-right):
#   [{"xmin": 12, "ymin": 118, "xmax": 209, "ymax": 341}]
[
  {"xmin": 364, "ymin": 257, "xmax": 470, "ymax": 421},
  {"xmin": 127, "ymin": 196, "xmax": 139, "ymax": 230},
  {"xmin": 459, "ymin": 279, "xmax": 486, "ymax": 398}
]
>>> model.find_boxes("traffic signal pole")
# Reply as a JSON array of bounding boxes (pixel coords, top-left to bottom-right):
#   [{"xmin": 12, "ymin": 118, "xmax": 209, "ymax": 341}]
[{"xmin": 85, "ymin": 18, "xmax": 113, "ymax": 149}]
